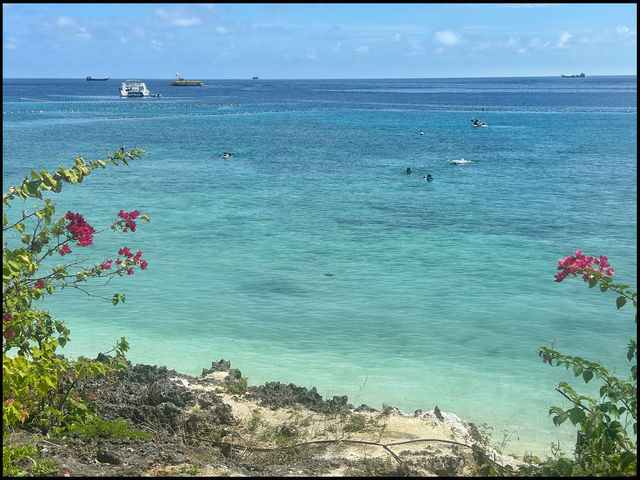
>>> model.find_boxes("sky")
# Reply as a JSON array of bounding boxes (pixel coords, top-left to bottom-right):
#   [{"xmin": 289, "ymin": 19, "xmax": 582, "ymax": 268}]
[{"xmin": 2, "ymin": 3, "xmax": 637, "ymax": 79}]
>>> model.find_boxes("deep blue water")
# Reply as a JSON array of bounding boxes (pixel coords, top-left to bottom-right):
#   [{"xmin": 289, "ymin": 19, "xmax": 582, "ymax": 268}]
[{"xmin": 2, "ymin": 76, "xmax": 637, "ymax": 456}]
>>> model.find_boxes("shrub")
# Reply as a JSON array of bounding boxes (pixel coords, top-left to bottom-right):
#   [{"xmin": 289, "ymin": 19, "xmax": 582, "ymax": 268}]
[{"xmin": 3, "ymin": 147, "xmax": 149, "ymax": 436}]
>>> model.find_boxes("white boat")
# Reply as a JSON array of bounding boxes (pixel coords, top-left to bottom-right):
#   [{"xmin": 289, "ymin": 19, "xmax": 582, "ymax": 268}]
[{"xmin": 119, "ymin": 80, "xmax": 150, "ymax": 97}]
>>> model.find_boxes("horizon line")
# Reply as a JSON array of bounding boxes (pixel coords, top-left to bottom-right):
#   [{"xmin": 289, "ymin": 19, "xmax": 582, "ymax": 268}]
[{"xmin": 3, "ymin": 74, "xmax": 637, "ymax": 81}]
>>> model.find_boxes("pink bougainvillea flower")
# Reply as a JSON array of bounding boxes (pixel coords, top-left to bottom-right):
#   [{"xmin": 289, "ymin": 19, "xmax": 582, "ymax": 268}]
[
  {"xmin": 35, "ymin": 279, "xmax": 45, "ymax": 289},
  {"xmin": 59, "ymin": 243, "xmax": 72, "ymax": 256},
  {"xmin": 140, "ymin": 260, "xmax": 148, "ymax": 270},
  {"xmin": 118, "ymin": 247, "xmax": 133, "ymax": 258},
  {"xmin": 88, "ymin": 394, "xmax": 96, "ymax": 400},
  {"xmin": 62, "ymin": 472, "xmax": 71, "ymax": 477},
  {"xmin": 3, "ymin": 329, "xmax": 13, "ymax": 340},
  {"xmin": 555, "ymin": 250, "xmax": 614, "ymax": 282},
  {"xmin": 100, "ymin": 259, "xmax": 113, "ymax": 270},
  {"xmin": 65, "ymin": 211, "xmax": 95, "ymax": 247},
  {"xmin": 5, "ymin": 398, "xmax": 14, "ymax": 404},
  {"xmin": 118, "ymin": 209, "xmax": 140, "ymax": 232}
]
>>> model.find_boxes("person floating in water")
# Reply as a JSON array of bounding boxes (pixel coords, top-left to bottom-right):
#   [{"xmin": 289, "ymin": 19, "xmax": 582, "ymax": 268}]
[
  {"xmin": 222, "ymin": 152, "xmax": 232, "ymax": 158},
  {"xmin": 423, "ymin": 174, "xmax": 433, "ymax": 181},
  {"xmin": 419, "ymin": 131, "xmax": 424, "ymax": 136},
  {"xmin": 406, "ymin": 167, "xmax": 412, "ymax": 174}
]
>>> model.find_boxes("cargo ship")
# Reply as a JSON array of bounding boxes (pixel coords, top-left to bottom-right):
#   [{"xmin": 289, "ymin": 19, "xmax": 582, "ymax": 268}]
[
  {"xmin": 561, "ymin": 73, "xmax": 586, "ymax": 78},
  {"xmin": 86, "ymin": 76, "xmax": 109, "ymax": 81}
]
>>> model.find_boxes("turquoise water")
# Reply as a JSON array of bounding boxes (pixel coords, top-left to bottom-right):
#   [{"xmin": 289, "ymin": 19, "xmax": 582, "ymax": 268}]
[{"xmin": 3, "ymin": 77, "xmax": 637, "ymax": 456}]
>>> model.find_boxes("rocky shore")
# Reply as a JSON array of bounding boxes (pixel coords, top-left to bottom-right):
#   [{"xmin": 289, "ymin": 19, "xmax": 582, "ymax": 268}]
[{"xmin": 4, "ymin": 358, "xmax": 526, "ymax": 476}]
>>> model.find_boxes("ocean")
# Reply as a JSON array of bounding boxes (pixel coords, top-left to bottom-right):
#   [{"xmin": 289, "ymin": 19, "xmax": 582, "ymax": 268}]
[{"xmin": 2, "ymin": 76, "xmax": 637, "ymax": 456}]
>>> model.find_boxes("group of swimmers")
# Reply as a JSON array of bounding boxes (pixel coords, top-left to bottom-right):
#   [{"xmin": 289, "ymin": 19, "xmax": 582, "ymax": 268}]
[{"xmin": 406, "ymin": 167, "xmax": 433, "ymax": 181}]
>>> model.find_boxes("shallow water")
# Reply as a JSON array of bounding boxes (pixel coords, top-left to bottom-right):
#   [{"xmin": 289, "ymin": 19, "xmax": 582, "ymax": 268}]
[{"xmin": 3, "ymin": 76, "xmax": 637, "ymax": 456}]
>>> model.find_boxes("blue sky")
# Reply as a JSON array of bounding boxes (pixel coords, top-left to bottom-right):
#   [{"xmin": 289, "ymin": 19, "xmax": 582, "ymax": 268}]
[{"xmin": 2, "ymin": 3, "xmax": 637, "ymax": 79}]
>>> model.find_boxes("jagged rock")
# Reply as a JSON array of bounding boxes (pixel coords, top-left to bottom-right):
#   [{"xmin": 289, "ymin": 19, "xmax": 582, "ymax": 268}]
[{"xmin": 96, "ymin": 446, "xmax": 121, "ymax": 465}]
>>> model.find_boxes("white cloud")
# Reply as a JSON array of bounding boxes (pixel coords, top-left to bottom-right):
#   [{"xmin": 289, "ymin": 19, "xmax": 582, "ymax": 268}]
[
  {"xmin": 355, "ymin": 46, "xmax": 369, "ymax": 53},
  {"xmin": 216, "ymin": 26, "xmax": 228, "ymax": 34},
  {"xmin": 616, "ymin": 25, "xmax": 636, "ymax": 38},
  {"xmin": 332, "ymin": 41, "xmax": 341, "ymax": 53},
  {"xmin": 150, "ymin": 39, "xmax": 162, "ymax": 50},
  {"xmin": 155, "ymin": 8, "xmax": 202, "ymax": 27},
  {"xmin": 56, "ymin": 16, "xmax": 73, "ymax": 27},
  {"xmin": 3, "ymin": 36, "xmax": 17, "ymax": 50},
  {"xmin": 557, "ymin": 31, "xmax": 571, "ymax": 48},
  {"xmin": 76, "ymin": 26, "xmax": 91, "ymax": 40},
  {"xmin": 528, "ymin": 37, "xmax": 550, "ymax": 49},
  {"xmin": 435, "ymin": 30, "xmax": 461, "ymax": 46},
  {"xmin": 171, "ymin": 17, "xmax": 202, "ymax": 27},
  {"xmin": 306, "ymin": 52, "xmax": 317, "ymax": 60},
  {"xmin": 505, "ymin": 37, "xmax": 521, "ymax": 48},
  {"xmin": 392, "ymin": 32, "xmax": 401, "ymax": 43}
]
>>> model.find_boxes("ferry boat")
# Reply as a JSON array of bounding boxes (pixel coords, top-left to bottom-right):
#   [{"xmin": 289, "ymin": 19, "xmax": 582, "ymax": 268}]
[
  {"xmin": 561, "ymin": 73, "xmax": 586, "ymax": 78},
  {"xmin": 119, "ymin": 80, "xmax": 150, "ymax": 97},
  {"xmin": 86, "ymin": 76, "xmax": 109, "ymax": 81},
  {"xmin": 170, "ymin": 77, "xmax": 204, "ymax": 86}
]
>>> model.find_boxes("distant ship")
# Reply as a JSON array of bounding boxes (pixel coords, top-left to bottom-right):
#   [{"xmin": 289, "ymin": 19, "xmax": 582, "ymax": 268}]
[
  {"xmin": 252, "ymin": 76, "xmax": 259, "ymax": 80},
  {"xmin": 170, "ymin": 77, "xmax": 204, "ymax": 86},
  {"xmin": 86, "ymin": 76, "xmax": 109, "ymax": 81},
  {"xmin": 561, "ymin": 73, "xmax": 586, "ymax": 78}
]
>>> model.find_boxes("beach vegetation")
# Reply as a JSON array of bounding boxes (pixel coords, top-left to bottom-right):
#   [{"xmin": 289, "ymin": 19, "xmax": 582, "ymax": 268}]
[
  {"xmin": 69, "ymin": 416, "xmax": 152, "ymax": 440},
  {"xmin": 2, "ymin": 443, "xmax": 57, "ymax": 476},
  {"xmin": 343, "ymin": 413, "xmax": 367, "ymax": 432},
  {"xmin": 225, "ymin": 377, "xmax": 248, "ymax": 395},
  {"xmin": 2, "ymin": 147, "xmax": 149, "ymax": 444}
]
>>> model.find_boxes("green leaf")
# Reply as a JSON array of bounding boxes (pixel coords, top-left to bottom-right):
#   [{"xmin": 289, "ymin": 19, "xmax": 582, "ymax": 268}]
[
  {"xmin": 23, "ymin": 181, "xmax": 42, "ymax": 199},
  {"xmin": 582, "ymin": 369, "xmax": 593, "ymax": 383},
  {"xmin": 616, "ymin": 296, "xmax": 627, "ymax": 309},
  {"xmin": 568, "ymin": 407, "xmax": 587, "ymax": 426},
  {"xmin": 588, "ymin": 276, "xmax": 597, "ymax": 288},
  {"xmin": 552, "ymin": 412, "xmax": 569, "ymax": 426}
]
